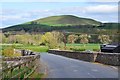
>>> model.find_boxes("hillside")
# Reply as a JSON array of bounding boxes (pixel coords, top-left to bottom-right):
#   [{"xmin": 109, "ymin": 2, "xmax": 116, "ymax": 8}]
[
  {"xmin": 2, "ymin": 15, "xmax": 119, "ymax": 34},
  {"xmin": 27, "ymin": 15, "xmax": 101, "ymax": 26}
]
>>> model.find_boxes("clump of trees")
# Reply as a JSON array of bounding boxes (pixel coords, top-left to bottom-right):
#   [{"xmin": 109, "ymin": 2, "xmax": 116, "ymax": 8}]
[
  {"xmin": 1, "ymin": 31, "xmax": 65, "ymax": 49},
  {"xmin": 67, "ymin": 34, "xmax": 78, "ymax": 44},
  {"xmin": 41, "ymin": 31, "xmax": 64, "ymax": 49},
  {"xmin": 1, "ymin": 31, "xmax": 115, "ymax": 50},
  {"xmin": 79, "ymin": 34, "xmax": 91, "ymax": 44},
  {"xmin": 98, "ymin": 35, "xmax": 112, "ymax": 44},
  {"xmin": 67, "ymin": 34, "xmax": 91, "ymax": 44},
  {"xmin": 1, "ymin": 33, "xmax": 42, "ymax": 45}
]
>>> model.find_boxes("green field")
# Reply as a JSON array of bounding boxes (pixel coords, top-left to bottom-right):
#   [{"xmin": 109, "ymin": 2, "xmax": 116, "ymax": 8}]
[
  {"xmin": 1, "ymin": 44, "xmax": 49, "ymax": 52},
  {"xmin": 1, "ymin": 43, "xmax": 100, "ymax": 55},
  {"xmin": 16, "ymin": 45, "xmax": 49, "ymax": 52},
  {"xmin": 66, "ymin": 43, "xmax": 100, "ymax": 51}
]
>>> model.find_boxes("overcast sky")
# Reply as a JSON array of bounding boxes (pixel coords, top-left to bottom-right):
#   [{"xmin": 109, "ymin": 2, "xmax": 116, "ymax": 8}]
[{"xmin": 0, "ymin": 0, "xmax": 119, "ymax": 28}]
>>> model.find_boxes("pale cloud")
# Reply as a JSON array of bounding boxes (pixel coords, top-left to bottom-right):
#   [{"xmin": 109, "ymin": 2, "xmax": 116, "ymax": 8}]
[
  {"xmin": 1, "ymin": 9, "xmax": 33, "ymax": 21},
  {"xmin": 0, "ymin": 0, "xmax": 119, "ymax": 2},
  {"xmin": 1, "ymin": 15, "xmax": 22, "ymax": 21},
  {"xmin": 89, "ymin": 0, "xmax": 119, "ymax": 2},
  {"xmin": 1, "ymin": 13, "xmax": 32, "ymax": 22},
  {"xmin": 1, "ymin": 3, "xmax": 118, "ymax": 28},
  {"xmin": 85, "ymin": 5, "xmax": 118, "ymax": 13},
  {"xmin": 54, "ymin": 5, "xmax": 118, "ymax": 14},
  {"xmin": 30, "ymin": 9, "xmax": 51, "ymax": 14},
  {"xmin": 1, "ymin": 4, "xmax": 118, "ymax": 22},
  {"xmin": 0, "ymin": 3, "xmax": 2, "ymax": 27},
  {"xmin": 0, "ymin": 0, "xmax": 86, "ymax": 2},
  {"xmin": 1, "ymin": 5, "xmax": 118, "ymax": 21}
]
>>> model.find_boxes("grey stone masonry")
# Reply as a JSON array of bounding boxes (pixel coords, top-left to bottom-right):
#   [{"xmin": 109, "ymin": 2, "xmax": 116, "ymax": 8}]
[{"xmin": 48, "ymin": 49, "xmax": 119, "ymax": 66}]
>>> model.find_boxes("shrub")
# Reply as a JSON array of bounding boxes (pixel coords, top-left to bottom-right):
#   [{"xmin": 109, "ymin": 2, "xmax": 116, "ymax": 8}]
[
  {"xmin": 78, "ymin": 48, "xmax": 86, "ymax": 51},
  {"xmin": 93, "ymin": 49, "xmax": 100, "ymax": 52},
  {"xmin": 2, "ymin": 47, "xmax": 21, "ymax": 57},
  {"xmin": 70, "ymin": 48, "xmax": 85, "ymax": 52},
  {"xmin": 2, "ymin": 47, "xmax": 14, "ymax": 57}
]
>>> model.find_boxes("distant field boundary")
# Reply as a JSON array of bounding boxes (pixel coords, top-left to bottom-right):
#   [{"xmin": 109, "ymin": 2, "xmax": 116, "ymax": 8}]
[{"xmin": 48, "ymin": 49, "xmax": 120, "ymax": 66}]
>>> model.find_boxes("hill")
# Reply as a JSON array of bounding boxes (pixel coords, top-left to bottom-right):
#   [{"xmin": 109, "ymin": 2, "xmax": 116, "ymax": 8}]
[
  {"xmin": 2, "ymin": 15, "xmax": 119, "ymax": 34},
  {"xmin": 27, "ymin": 15, "xmax": 101, "ymax": 26}
]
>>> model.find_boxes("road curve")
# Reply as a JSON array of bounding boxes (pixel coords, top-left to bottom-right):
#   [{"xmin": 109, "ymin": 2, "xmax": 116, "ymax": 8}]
[{"xmin": 40, "ymin": 53, "xmax": 118, "ymax": 78}]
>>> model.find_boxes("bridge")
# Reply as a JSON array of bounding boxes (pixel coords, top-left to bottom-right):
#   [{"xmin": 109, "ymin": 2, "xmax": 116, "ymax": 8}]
[
  {"xmin": 40, "ymin": 53, "xmax": 118, "ymax": 79},
  {"xmin": 1, "ymin": 50, "xmax": 40, "ymax": 79},
  {"xmin": 1, "ymin": 49, "xmax": 119, "ymax": 79}
]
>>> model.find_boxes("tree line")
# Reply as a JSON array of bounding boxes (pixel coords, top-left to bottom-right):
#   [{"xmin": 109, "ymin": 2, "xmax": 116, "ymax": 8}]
[{"xmin": 1, "ymin": 31, "xmax": 118, "ymax": 49}]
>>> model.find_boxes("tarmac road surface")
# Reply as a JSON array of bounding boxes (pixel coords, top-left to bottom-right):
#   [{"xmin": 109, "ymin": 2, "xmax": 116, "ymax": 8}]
[{"xmin": 40, "ymin": 53, "xmax": 118, "ymax": 78}]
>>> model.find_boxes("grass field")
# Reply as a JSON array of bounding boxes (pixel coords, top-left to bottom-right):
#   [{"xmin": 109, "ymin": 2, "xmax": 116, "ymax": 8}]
[
  {"xmin": 66, "ymin": 43, "xmax": 100, "ymax": 51},
  {"xmin": 16, "ymin": 45, "xmax": 49, "ymax": 52},
  {"xmin": 1, "ymin": 44, "xmax": 49, "ymax": 53},
  {"xmin": 1, "ymin": 43, "xmax": 100, "ymax": 55}
]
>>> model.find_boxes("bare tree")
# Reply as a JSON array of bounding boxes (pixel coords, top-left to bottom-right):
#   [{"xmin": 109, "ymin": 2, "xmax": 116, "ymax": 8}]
[
  {"xmin": 98, "ymin": 35, "xmax": 112, "ymax": 44},
  {"xmin": 79, "ymin": 34, "xmax": 91, "ymax": 47},
  {"xmin": 67, "ymin": 34, "xmax": 78, "ymax": 44}
]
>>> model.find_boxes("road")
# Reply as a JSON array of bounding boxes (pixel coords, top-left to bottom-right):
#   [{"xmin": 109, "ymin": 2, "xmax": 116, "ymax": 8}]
[{"xmin": 40, "ymin": 53, "xmax": 118, "ymax": 78}]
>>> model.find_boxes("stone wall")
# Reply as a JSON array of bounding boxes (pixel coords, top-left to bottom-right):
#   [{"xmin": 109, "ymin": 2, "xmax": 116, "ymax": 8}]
[
  {"xmin": 95, "ymin": 53, "xmax": 119, "ymax": 66},
  {"xmin": 48, "ymin": 50, "xmax": 119, "ymax": 66}
]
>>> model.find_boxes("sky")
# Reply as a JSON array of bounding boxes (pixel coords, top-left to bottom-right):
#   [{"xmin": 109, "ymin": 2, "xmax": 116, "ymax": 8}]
[{"xmin": 0, "ymin": 0, "xmax": 119, "ymax": 28}]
